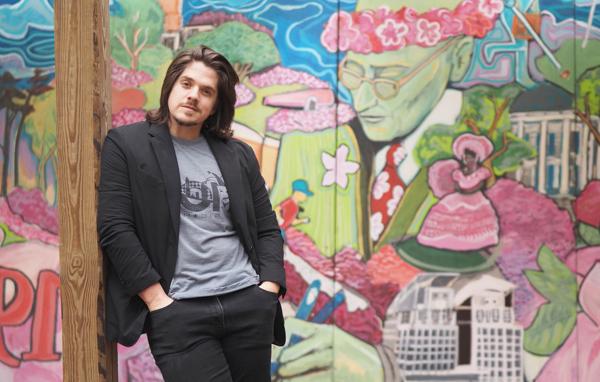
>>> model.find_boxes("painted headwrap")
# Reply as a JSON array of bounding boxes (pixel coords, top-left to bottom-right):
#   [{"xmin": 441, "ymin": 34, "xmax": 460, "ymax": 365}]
[
  {"xmin": 452, "ymin": 133, "xmax": 495, "ymax": 161},
  {"xmin": 321, "ymin": 0, "xmax": 503, "ymax": 53}
]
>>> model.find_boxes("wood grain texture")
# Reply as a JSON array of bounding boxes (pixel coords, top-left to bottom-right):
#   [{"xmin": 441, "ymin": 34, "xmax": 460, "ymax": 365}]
[{"xmin": 55, "ymin": 0, "xmax": 116, "ymax": 380}]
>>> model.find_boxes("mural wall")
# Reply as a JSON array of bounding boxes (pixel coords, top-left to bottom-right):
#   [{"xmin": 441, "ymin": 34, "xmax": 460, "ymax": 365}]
[
  {"xmin": 0, "ymin": 0, "xmax": 62, "ymax": 380},
  {"xmin": 1, "ymin": 0, "xmax": 600, "ymax": 381}
]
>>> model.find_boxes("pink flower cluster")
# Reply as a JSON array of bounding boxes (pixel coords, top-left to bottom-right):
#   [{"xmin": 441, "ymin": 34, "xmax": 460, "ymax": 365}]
[
  {"xmin": 249, "ymin": 65, "xmax": 329, "ymax": 89},
  {"xmin": 111, "ymin": 60, "xmax": 152, "ymax": 90},
  {"xmin": 7, "ymin": 187, "xmax": 58, "ymax": 235},
  {"xmin": 0, "ymin": 198, "xmax": 58, "ymax": 245},
  {"xmin": 266, "ymin": 103, "xmax": 356, "ymax": 133},
  {"xmin": 485, "ymin": 179, "xmax": 575, "ymax": 322},
  {"xmin": 234, "ymin": 83, "xmax": 255, "ymax": 107},
  {"xmin": 111, "ymin": 108, "xmax": 146, "ymax": 128},
  {"xmin": 321, "ymin": 0, "xmax": 503, "ymax": 53}
]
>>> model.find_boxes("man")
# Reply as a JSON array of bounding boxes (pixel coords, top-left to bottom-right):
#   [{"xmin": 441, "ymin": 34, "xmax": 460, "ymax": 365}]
[{"xmin": 98, "ymin": 46, "xmax": 285, "ymax": 382}]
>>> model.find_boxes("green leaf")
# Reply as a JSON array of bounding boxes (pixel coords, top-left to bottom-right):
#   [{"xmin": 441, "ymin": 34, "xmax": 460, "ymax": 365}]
[
  {"xmin": 537, "ymin": 245, "xmax": 578, "ymax": 303},
  {"xmin": 524, "ymin": 270, "xmax": 556, "ymax": 301},
  {"xmin": 523, "ymin": 245, "xmax": 579, "ymax": 355},
  {"xmin": 524, "ymin": 301, "xmax": 577, "ymax": 355},
  {"xmin": 0, "ymin": 224, "xmax": 26, "ymax": 247},
  {"xmin": 579, "ymin": 222, "xmax": 600, "ymax": 246}
]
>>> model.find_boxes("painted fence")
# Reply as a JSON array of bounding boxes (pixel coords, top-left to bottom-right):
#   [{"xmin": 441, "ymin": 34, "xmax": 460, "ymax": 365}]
[{"xmin": 1, "ymin": 0, "xmax": 600, "ymax": 381}]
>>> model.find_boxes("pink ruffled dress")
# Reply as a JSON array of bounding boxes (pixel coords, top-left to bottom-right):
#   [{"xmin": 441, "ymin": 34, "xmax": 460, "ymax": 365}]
[{"xmin": 417, "ymin": 166, "xmax": 499, "ymax": 251}]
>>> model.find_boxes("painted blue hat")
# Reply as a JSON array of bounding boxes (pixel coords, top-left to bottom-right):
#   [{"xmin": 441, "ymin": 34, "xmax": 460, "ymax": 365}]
[{"xmin": 292, "ymin": 179, "xmax": 314, "ymax": 196}]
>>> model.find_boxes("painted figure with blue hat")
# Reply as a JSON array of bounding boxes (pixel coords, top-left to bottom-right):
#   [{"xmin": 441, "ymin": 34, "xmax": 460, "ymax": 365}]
[{"xmin": 275, "ymin": 179, "xmax": 314, "ymax": 234}]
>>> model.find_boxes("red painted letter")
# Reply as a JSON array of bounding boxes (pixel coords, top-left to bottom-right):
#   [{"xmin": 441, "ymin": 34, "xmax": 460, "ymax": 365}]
[
  {"xmin": 22, "ymin": 270, "xmax": 61, "ymax": 361},
  {"xmin": 0, "ymin": 267, "xmax": 35, "ymax": 367}
]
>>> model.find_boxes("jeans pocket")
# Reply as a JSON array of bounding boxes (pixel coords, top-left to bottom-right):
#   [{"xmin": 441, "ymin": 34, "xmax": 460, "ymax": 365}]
[
  {"xmin": 149, "ymin": 300, "xmax": 178, "ymax": 318},
  {"xmin": 255, "ymin": 285, "xmax": 278, "ymax": 300}
]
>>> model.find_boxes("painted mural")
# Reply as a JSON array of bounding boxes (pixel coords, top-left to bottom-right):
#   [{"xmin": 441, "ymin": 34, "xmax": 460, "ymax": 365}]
[
  {"xmin": 1, "ymin": 0, "xmax": 600, "ymax": 381},
  {"xmin": 0, "ymin": 0, "xmax": 62, "ymax": 380}
]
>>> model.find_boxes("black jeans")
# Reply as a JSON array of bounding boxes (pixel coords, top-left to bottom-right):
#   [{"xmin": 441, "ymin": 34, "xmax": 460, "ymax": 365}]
[{"xmin": 147, "ymin": 284, "xmax": 278, "ymax": 382}]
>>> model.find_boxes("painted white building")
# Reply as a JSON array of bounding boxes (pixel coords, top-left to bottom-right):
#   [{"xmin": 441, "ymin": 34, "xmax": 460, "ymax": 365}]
[
  {"xmin": 510, "ymin": 84, "xmax": 599, "ymax": 197},
  {"xmin": 383, "ymin": 274, "xmax": 472, "ymax": 380},
  {"xmin": 454, "ymin": 276, "xmax": 523, "ymax": 382},
  {"xmin": 383, "ymin": 274, "xmax": 523, "ymax": 381}
]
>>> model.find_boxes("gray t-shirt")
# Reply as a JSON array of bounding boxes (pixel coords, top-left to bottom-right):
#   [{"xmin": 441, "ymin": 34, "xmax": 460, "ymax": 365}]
[{"xmin": 168, "ymin": 135, "xmax": 258, "ymax": 299}]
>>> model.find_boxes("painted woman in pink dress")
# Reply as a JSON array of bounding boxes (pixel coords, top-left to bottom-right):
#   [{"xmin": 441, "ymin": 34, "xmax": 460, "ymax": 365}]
[{"xmin": 417, "ymin": 133, "xmax": 500, "ymax": 251}]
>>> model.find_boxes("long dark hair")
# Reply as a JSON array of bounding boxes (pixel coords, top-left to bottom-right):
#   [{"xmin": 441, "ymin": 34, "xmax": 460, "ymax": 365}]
[{"xmin": 146, "ymin": 46, "xmax": 239, "ymax": 139}]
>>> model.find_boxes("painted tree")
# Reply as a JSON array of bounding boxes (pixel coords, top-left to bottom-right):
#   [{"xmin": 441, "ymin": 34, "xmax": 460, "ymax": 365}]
[
  {"xmin": 184, "ymin": 21, "xmax": 280, "ymax": 81},
  {"xmin": 415, "ymin": 84, "xmax": 535, "ymax": 185},
  {"xmin": 110, "ymin": 0, "xmax": 170, "ymax": 76},
  {"xmin": 13, "ymin": 69, "xmax": 52, "ymax": 189},
  {"xmin": 23, "ymin": 89, "xmax": 57, "ymax": 201},
  {"xmin": 0, "ymin": 72, "xmax": 25, "ymax": 196},
  {"xmin": 575, "ymin": 66, "xmax": 600, "ymax": 144}
]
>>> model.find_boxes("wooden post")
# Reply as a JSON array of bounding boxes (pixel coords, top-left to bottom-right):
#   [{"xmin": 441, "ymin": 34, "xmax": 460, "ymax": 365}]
[{"xmin": 55, "ymin": 0, "xmax": 117, "ymax": 380}]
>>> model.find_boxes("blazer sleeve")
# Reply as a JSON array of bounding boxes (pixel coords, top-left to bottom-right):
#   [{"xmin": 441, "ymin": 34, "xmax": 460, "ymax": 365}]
[
  {"xmin": 239, "ymin": 142, "xmax": 286, "ymax": 296},
  {"xmin": 97, "ymin": 129, "xmax": 161, "ymax": 297}
]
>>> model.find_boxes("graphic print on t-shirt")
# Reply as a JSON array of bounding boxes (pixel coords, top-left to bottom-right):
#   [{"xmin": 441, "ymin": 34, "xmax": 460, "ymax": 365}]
[{"xmin": 180, "ymin": 171, "xmax": 229, "ymax": 218}]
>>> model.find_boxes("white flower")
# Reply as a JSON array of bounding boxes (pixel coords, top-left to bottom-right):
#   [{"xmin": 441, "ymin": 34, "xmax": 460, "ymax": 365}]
[
  {"xmin": 392, "ymin": 146, "xmax": 407, "ymax": 166},
  {"xmin": 321, "ymin": 144, "xmax": 360, "ymax": 189},
  {"xmin": 372, "ymin": 171, "xmax": 390, "ymax": 200},
  {"xmin": 370, "ymin": 212, "xmax": 384, "ymax": 241},
  {"xmin": 479, "ymin": 0, "xmax": 503, "ymax": 18},
  {"xmin": 386, "ymin": 185, "xmax": 405, "ymax": 216}
]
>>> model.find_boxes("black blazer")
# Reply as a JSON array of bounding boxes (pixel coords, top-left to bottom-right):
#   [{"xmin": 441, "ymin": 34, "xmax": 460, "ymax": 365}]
[{"xmin": 97, "ymin": 121, "xmax": 286, "ymax": 346}]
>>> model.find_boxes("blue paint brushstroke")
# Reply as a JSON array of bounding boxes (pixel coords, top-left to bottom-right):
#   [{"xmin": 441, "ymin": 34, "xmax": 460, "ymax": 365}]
[
  {"xmin": 0, "ymin": 26, "xmax": 54, "ymax": 69},
  {"xmin": 0, "ymin": 0, "xmax": 54, "ymax": 40}
]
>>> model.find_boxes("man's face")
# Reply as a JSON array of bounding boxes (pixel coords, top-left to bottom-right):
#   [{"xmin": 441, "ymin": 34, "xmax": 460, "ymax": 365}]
[
  {"xmin": 343, "ymin": 42, "xmax": 455, "ymax": 142},
  {"xmin": 168, "ymin": 61, "xmax": 218, "ymax": 130}
]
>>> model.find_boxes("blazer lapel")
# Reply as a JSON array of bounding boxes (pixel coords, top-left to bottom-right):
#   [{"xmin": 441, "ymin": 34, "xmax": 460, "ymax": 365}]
[
  {"xmin": 148, "ymin": 123, "xmax": 181, "ymax": 236},
  {"xmin": 205, "ymin": 134, "xmax": 247, "ymax": 243}
]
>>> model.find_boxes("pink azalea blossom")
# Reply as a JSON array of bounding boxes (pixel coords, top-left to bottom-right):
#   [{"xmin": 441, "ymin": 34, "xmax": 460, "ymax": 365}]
[
  {"xmin": 485, "ymin": 179, "xmax": 575, "ymax": 323},
  {"xmin": 111, "ymin": 60, "xmax": 152, "ymax": 90},
  {"xmin": 573, "ymin": 180, "xmax": 600, "ymax": 228},
  {"xmin": 7, "ymin": 187, "xmax": 58, "ymax": 235},
  {"xmin": 0, "ymin": 198, "xmax": 58, "ymax": 245},
  {"xmin": 249, "ymin": 65, "xmax": 328, "ymax": 89},
  {"xmin": 234, "ymin": 83, "xmax": 255, "ymax": 107},
  {"xmin": 266, "ymin": 103, "xmax": 355, "ymax": 134},
  {"xmin": 111, "ymin": 108, "xmax": 146, "ymax": 128}
]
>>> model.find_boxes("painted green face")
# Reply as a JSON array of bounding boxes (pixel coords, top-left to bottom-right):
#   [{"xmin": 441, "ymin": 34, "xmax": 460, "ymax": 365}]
[{"xmin": 342, "ymin": 42, "xmax": 456, "ymax": 142}]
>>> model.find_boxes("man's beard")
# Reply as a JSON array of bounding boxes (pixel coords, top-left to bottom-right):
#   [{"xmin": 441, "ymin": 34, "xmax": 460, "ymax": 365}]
[{"xmin": 172, "ymin": 116, "xmax": 201, "ymax": 127}]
